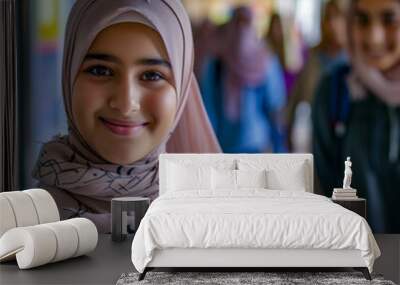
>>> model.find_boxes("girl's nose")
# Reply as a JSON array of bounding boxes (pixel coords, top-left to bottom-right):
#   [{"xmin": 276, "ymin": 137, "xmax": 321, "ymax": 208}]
[
  {"xmin": 367, "ymin": 23, "xmax": 386, "ymax": 51},
  {"xmin": 109, "ymin": 75, "xmax": 140, "ymax": 115}
]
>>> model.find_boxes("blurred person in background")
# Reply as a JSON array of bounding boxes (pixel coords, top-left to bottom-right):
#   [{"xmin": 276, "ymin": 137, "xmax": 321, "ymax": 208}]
[
  {"xmin": 199, "ymin": 5, "xmax": 287, "ymax": 153},
  {"xmin": 266, "ymin": 13, "xmax": 285, "ymax": 75},
  {"xmin": 287, "ymin": 0, "xmax": 348, "ymax": 153},
  {"xmin": 313, "ymin": 0, "xmax": 400, "ymax": 233},
  {"xmin": 266, "ymin": 12, "xmax": 307, "ymax": 96},
  {"xmin": 193, "ymin": 18, "xmax": 218, "ymax": 79}
]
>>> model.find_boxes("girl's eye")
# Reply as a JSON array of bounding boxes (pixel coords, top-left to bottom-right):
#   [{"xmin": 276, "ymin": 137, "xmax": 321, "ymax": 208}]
[
  {"xmin": 141, "ymin": 71, "xmax": 164, "ymax": 82},
  {"xmin": 382, "ymin": 11, "xmax": 399, "ymax": 27},
  {"xmin": 84, "ymin": 65, "xmax": 114, "ymax": 77}
]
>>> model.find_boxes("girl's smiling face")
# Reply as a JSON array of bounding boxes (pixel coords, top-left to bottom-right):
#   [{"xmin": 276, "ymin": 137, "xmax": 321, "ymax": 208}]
[
  {"xmin": 73, "ymin": 23, "xmax": 177, "ymax": 164},
  {"xmin": 352, "ymin": 0, "xmax": 400, "ymax": 71}
]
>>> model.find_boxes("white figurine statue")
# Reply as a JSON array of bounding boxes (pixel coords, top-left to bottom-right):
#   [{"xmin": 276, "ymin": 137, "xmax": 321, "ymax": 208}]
[{"xmin": 342, "ymin": 157, "xmax": 353, "ymax": 189}]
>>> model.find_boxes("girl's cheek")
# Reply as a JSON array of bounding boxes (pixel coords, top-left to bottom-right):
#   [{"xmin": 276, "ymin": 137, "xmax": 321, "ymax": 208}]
[
  {"xmin": 142, "ymin": 88, "xmax": 177, "ymax": 130},
  {"xmin": 73, "ymin": 78, "xmax": 109, "ymax": 113},
  {"xmin": 389, "ymin": 28, "xmax": 400, "ymax": 54}
]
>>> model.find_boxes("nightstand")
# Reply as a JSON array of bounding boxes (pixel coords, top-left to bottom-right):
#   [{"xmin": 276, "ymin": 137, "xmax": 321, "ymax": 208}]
[
  {"xmin": 111, "ymin": 197, "xmax": 150, "ymax": 242},
  {"xmin": 331, "ymin": 198, "xmax": 366, "ymax": 219}
]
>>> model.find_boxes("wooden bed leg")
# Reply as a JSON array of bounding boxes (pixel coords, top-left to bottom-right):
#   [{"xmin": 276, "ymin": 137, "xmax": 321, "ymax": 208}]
[
  {"xmin": 362, "ymin": 268, "xmax": 372, "ymax": 280},
  {"xmin": 138, "ymin": 268, "xmax": 147, "ymax": 281},
  {"xmin": 354, "ymin": 267, "xmax": 371, "ymax": 280}
]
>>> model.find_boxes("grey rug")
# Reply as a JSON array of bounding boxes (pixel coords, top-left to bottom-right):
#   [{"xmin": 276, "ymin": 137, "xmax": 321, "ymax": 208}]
[{"xmin": 116, "ymin": 271, "xmax": 396, "ymax": 285}]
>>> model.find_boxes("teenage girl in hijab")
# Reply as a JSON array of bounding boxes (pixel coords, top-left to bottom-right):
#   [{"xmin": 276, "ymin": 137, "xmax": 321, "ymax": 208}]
[
  {"xmin": 199, "ymin": 6, "xmax": 287, "ymax": 153},
  {"xmin": 33, "ymin": 0, "xmax": 221, "ymax": 233},
  {"xmin": 313, "ymin": 0, "xmax": 400, "ymax": 233}
]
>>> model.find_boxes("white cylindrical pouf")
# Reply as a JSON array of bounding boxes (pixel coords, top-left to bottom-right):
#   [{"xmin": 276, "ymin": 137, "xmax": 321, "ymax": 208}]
[
  {"xmin": 0, "ymin": 192, "xmax": 39, "ymax": 227},
  {"xmin": 0, "ymin": 189, "xmax": 60, "ymax": 237},
  {"xmin": 65, "ymin": 218, "xmax": 98, "ymax": 257},
  {"xmin": 0, "ymin": 218, "xmax": 98, "ymax": 269},
  {"xmin": 0, "ymin": 196, "xmax": 17, "ymax": 237},
  {"xmin": 24, "ymin": 189, "xmax": 60, "ymax": 223},
  {"xmin": 42, "ymin": 221, "xmax": 79, "ymax": 262},
  {"xmin": 0, "ymin": 226, "xmax": 57, "ymax": 269}
]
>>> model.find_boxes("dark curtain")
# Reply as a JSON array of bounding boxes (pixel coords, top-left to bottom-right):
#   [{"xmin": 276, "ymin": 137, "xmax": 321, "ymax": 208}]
[{"xmin": 0, "ymin": 0, "xmax": 19, "ymax": 192}]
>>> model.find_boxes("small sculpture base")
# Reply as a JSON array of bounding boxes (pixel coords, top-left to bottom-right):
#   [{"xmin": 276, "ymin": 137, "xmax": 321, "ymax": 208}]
[
  {"xmin": 333, "ymin": 188, "xmax": 357, "ymax": 192},
  {"xmin": 332, "ymin": 187, "xmax": 358, "ymax": 200}
]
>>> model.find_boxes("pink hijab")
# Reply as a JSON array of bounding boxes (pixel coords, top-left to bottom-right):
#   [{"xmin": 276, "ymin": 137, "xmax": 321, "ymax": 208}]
[
  {"xmin": 220, "ymin": 6, "xmax": 269, "ymax": 121},
  {"xmin": 33, "ymin": 0, "xmax": 221, "ymax": 233},
  {"xmin": 346, "ymin": 0, "xmax": 400, "ymax": 106}
]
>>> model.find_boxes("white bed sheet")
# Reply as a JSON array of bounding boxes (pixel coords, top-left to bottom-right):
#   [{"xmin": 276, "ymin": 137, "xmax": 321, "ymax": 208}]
[{"xmin": 131, "ymin": 190, "xmax": 380, "ymax": 273}]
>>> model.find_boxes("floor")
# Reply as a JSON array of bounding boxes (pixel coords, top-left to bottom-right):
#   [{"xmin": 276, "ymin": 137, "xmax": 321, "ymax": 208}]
[
  {"xmin": 0, "ymin": 234, "xmax": 398, "ymax": 284},
  {"xmin": 373, "ymin": 234, "xmax": 400, "ymax": 284}
]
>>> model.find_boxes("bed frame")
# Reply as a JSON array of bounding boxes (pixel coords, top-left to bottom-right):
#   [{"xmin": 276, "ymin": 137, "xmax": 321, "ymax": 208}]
[
  {"xmin": 139, "ymin": 248, "xmax": 371, "ymax": 280},
  {"xmin": 138, "ymin": 154, "xmax": 372, "ymax": 281}
]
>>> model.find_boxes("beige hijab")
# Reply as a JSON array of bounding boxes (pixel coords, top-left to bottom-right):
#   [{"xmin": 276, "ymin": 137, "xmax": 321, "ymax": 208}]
[{"xmin": 33, "ymin": 0, "xmax": 221, "ymax": 233}]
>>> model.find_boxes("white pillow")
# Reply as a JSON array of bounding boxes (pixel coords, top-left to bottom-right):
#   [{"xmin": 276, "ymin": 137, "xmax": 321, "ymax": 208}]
[
  {"xmin": 237, "ymin": 159, "xmax": 308, "ymax": 191},
  {"xmin": 267, "ymin": 169, "xmax": 307, "ymax": 192},
  {"xmin": 266, "ymin": 164, "xmax": 307, "ymax": 191},
  {"xmin": 211, "ymin": 168, "xmax": 236, "ymax": 190},
  {"xmin": 236, "ymin": 169, "xmax": 267, "ymax": 189},
  {"xmin": 167, "ymin": 162, "xmax": 211, "ymax": 191}
]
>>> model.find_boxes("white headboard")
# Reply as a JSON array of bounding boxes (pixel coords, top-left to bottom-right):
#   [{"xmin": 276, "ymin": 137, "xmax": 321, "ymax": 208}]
[{"xmin": 159, "ymin": 153, "xmax": 314, "ymax": 195}]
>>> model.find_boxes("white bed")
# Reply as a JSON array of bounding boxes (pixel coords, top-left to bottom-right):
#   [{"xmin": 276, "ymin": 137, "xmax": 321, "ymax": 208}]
[{"xmin": 131, "ymin": 154, "xmax": 380, "ymax": 280}]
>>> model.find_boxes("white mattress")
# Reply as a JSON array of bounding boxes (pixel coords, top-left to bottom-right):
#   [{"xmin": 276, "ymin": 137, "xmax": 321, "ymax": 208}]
[{"xmin": 131, "ymin": 190, "xmax": 380, "ymax": 273}]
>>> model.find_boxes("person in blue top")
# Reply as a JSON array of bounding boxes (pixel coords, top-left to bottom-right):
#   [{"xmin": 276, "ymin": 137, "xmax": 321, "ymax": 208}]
[
  {"xmin": 313, "ymin": 0, "xmax": 400, "ymax": 233},
  {"xmin": 199, "ymin": 6, "xmax": 287, "ymax": 153}
]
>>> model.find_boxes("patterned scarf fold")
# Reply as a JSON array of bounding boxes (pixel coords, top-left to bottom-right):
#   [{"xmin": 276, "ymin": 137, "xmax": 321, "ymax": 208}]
[{"xmin": 34, "ymin": 135, "xmax": 161, "ymax": 201}]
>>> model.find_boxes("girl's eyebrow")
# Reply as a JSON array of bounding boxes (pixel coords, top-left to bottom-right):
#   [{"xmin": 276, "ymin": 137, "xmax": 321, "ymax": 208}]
[
  {"xmin": 136, "ymin": 58, "xmax": 172, "ymax": 69},
  {"xmin": 84, "ymin": 53, "xmax": 121, "ymax": 63},
  {"xmin": 84, "ymin": 53, "xmax": 171, "ymax": 69}
]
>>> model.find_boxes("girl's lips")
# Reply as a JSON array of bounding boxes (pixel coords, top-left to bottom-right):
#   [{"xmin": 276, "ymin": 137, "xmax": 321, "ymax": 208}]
[{"xmin": 100, "ymin": 117, "xmax": 148, "ymax": 137}]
